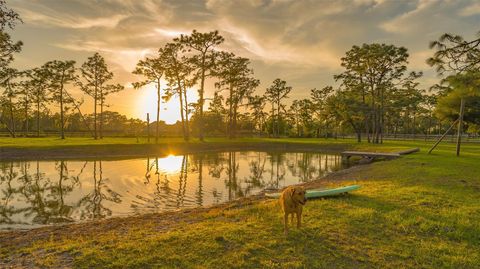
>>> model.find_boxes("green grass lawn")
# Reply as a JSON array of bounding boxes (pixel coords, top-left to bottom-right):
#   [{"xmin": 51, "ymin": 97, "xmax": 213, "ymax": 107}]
[
  {"xmin": 0, "ymin": 136, "xmax": 186, "ymax": 148},
  {"xmin": 0, "ymin": 136, "xmax": 343, "ymax": 150},
  {"xmin": 0, "ymin": 136, "xmax": 357, "ymax": 147},
  {"xmin": 1, "ymin": 139, "xmax": 479, "ymax": 268},
  {"xmin": 0, "ymin": 135, "xmax": 431, "ymax": 150}
]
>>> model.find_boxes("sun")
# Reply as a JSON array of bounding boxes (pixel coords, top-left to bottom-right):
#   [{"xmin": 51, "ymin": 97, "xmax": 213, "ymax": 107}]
[{"xmin": 136, "ymin": 84, "xmax": 198, "ymax": 125}]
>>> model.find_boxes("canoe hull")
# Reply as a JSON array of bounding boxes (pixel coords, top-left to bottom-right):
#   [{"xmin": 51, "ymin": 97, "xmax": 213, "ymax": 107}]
[{"xmin": 265, "ymin": 185, "xmax": 361, "ymax": 199}]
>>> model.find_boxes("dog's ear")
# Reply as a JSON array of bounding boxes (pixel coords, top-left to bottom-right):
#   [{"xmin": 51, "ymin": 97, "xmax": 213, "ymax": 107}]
[{"xmin": 291, "ymin": 188, "xmax": 296, "ymax": 197}]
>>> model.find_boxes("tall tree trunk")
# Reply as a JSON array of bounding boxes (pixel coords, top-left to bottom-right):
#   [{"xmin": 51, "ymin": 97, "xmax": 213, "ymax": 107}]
[
  {"xmin": 177, "ymin": 81, "xmax": 188, "ymax": 141},
  {"xmin": 361, "ymin": 81, "xmax": 369, "ymax": 143},
  {"xmin": 376, "ymin": 105, "xmax": 381, "ymax": 143},
  {"xmin": 372, "ymin": 110, "xmax": 376, "ymax": 143},
  {"xmin": 100, "ymin": 91, "xmax": 104, "ymax": 139},
  {"xmin": 24, "ymin": 96, "xmax": 29, "ymax": 137},
  {"xmin": 372, "ymin": 111, "xmax": 376, "ymax": 142},
  {"xmin": 404, "ymin": 110, "xmax": 409, "ymax": 139},
  {"xmin": 325, "ymin": 121, "xmax": 328, "ymax": 139},
  {"xmin": 427, "ymin": 113, "xmax": 432, "ymax": 140},
  {"xmin": 198, "ymin": 55, "xmax": 206, "ymax": 141},
  {"xmin": 36, "ymin": 100, "xmax": 40, "ymax": 137},
  {"xmin": 412, "ymin": 112, "xmax": 416, "ymax": 140},
  {"xmin": 147, "ymin": 113, "xmax": 150, "ymax": 143},
  {"xmin": 0, "ymin": 116, "xmax": 15, "ymax": 137},
  {"xmin": 9, "ymin": 96, "xmax": 15, "ymax": 138},
  {"xmin": 155, "ymin": 79, "xmax": 161, "ymax": 144},
  {"xmin": 93, "ymin": 85, "xmax": 98, "ymax": 140},
  {"xmin": 456, "ymin": 98, "xmax": 465, "ymax": 157},
  {"xmin": 233, "ymin": 104, "xmax": 238, "ymax": 139},
  {"xmin": 60, "ymin": 71, "xmax": 65, "ymax": 140},
  {"xmin": 371, "ymin": 85, "xmax": 377, "ymax": 144},
  {"xmin": 393, "ymin": 119, "xmax": 398, "ymax": 139},
  {"xmin": 296, "ymin": 115, "xmax": 300, "ymax": 137},
  {"xmin": 228, "ymin": 84, "xmax": 233, "ymax": 139},
  {"xmin": 365, "ymin": 114, "xmax": 370, "ymax": 143},
  {"xmin": 348, "ymin": 119, "xmax": 361, "ymax": 143},
  {"xmin": 183, "ymin": 84, "xmax": 190, "ymax": 141},
  {"xmin": 380, "ymin": 89, "xmax": 384, "ymax": 144},
  {"xmin": 271, "ymin": 104, "xmax": 275, "ymax": 137},
  {"xmin": 276, "ymin": 100, "xmax": 281, "ymax": 138}
]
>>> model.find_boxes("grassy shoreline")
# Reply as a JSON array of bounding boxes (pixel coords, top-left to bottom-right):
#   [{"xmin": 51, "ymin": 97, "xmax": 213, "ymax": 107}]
[
  {"xmin": 1, "ymin": 139, "xmax": 480, "ymax": 268},
  {"xmin": 0, "ymin": 137, "xmax": 419, "ymax": 160}
]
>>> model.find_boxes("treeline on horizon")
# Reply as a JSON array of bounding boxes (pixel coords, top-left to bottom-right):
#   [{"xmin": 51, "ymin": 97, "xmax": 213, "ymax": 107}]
[{"xmin": 1, "ymin": 1, "xmax": 479, "ymax": 143}]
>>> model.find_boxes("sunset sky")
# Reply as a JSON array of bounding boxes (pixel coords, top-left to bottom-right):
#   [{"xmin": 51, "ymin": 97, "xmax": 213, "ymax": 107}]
[{"xmin": 7, "ymin": 0, "xmax": 480, "ymax": 124}]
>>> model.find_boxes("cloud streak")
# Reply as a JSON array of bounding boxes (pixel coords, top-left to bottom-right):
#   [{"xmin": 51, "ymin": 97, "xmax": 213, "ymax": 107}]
[{"xmin": 7, "ymin": 0, "xmax": 480, "ymax": 118}]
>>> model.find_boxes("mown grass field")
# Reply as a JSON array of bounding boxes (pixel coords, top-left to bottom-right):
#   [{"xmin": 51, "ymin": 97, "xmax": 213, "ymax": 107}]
[
  {"xmin": 0, "ymin": 136, "xmax": 375, "ymax": 160},
  {"xmin": 0, "ymin": 136, "xmax": 359, "ymax": 148},
  {"xmin": 1, "ymin": 139, "xmax": 479, "ymax": 268},
  {"xmin": 0, "ymin": 136, "xmax": 428, "ymax": 158},
  {"xmin": 0, "ymin": 136, "xmax": 185, "ymax": 148}
]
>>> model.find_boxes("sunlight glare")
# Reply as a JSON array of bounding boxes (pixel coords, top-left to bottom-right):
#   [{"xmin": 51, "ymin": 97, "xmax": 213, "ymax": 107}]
[
  {"xmin": 157, "ymin": 155, "xmax": 184, "ymax": 174},
  {"xmin": 136, "ymin": 84, "xmax": 198, "ymax": 124}
]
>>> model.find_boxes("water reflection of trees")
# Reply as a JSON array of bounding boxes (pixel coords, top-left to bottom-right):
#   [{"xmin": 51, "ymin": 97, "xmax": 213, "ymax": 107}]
[
  {"xmin": 138, "ymin": 152, "xmax": 346, "ymax": 208},
  {"xmin": 34, "ymin": 161, "xmax": 79, "ymax": 223},
  {"xmin": 176, "ymin": 156, "xmax": 188, "ymax": 208},
  {"xmin": 1, "ymin": 161, "xmax": 78, "ymax": 225},
  {"xmin": 194, "ymin": 155, "xmax": 204, "ymax": 207},
  {"xmin": 225, "ymin": 152, "xmax": 242, "ymax": 199},
  {"xmin": 0, "ymin": 160, "xmax": 122, "ymax": 226},
  {"xmin": 287, "ymin": 153, "xmax": 318, "ymax": 182},
  {"xmin": 0, "ymin": 162, "xmax": 18, "ymax": 225},
  {"xmin": 244, "ymin": 152, "xmax": 267, "ymax": 193},
  {"xmin": 206, "ymin": 153, "xmax": 225, "ymax": 204},
  {"xmin": 0, "ymin": 152, "xmax": 346, "ymax": 227},
  {"xmin": 77, "ymin": 161, "xmax": 122, "ymax": 220},
  {"xmin": 267, "ymin": 152, "xmax": 286, "ymax": 189},
  {"xmin": 287, "ymin": 153, "xmax": 344, "ymax": 182}
]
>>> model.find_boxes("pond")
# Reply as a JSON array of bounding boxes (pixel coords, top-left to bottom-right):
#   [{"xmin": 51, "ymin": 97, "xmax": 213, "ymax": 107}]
[{"xmin": 0, "ymin": 151, "xmax": 348, "ymax": 229}]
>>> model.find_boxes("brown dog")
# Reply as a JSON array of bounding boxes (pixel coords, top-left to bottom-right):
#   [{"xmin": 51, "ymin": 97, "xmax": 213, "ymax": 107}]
[{"xmin": 279, "ymin": 185, "xmax": 307, "ymax": 234}]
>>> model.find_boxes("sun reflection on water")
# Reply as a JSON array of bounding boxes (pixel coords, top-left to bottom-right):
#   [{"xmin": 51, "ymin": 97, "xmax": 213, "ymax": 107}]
[{"xmin": 157, "ymin": 154, "xmax": 184, "ymax": 174}]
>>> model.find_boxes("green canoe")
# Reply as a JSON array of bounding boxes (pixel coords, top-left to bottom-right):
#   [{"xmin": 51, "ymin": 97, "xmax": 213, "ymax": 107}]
[{"xmin": 265, "ymin": 185, "xmax": 361, "ymax": 199}]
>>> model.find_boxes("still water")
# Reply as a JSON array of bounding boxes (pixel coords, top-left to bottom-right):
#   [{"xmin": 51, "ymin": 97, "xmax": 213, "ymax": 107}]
[{"xmin": 0, "ymin": 151, "xmax": 346, "ymax": 229}]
